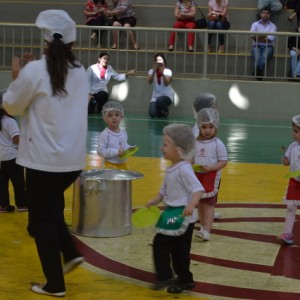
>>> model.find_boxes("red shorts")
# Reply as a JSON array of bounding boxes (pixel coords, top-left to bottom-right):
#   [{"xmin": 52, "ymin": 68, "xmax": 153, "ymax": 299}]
[{"xmin": 286, "ymin": 178, "xmax": 300, "ymax": 200}]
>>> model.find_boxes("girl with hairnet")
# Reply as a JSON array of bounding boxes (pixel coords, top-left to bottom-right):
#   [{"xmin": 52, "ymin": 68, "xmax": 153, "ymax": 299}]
[
  {"xmin": 278, "ymin": 114, "xmax": 300, "ymax": 245},
  {"xmin": 146, "ymin": 124, "xmax": 204, "ymax": 294},
  {"xmin": 193, "ymin": 108, "xmax": 227, "ymax": 241},
  {"xmin": 97, "ymin": 100, "xmax": 132, "ymax": 168}
]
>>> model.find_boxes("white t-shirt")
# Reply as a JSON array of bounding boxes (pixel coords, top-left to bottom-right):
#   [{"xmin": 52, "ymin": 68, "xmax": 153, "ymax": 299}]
[
  {"xmin": 97, "ymin": 127, "xmax": 130, "ymax": 164},
  {"xmin": 0, "ymin": 116, "xmax": 19, "ymax": 161},
  {"xmin": 285, "ymin": 141, "xmax": 300, "ymax": 181},
  {"xmin": 159, "ymin": 161, "xmax": 204, "ymax": 223},
  {"xmin": 148, "ymin": 68, "xmax": 174, "ymax": 102},
  {"xmin": 3, "ymin": 56, "xmax": 89, "ymax": 172}
]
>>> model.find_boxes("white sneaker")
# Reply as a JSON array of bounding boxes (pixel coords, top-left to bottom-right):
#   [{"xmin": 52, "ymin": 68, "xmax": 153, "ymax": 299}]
[
  {"xmin": 195, "ymin": 228, "xmax": 210, "ymax": 241},
  {"xmin": 214, "ymin": 212, "xmax": 221, "ymax": 219},
  {"xmin": 63, "ymin": 256, "xmax": 84, "ymax": 274},
  {"xmin": 31, "ymin": 283, "xmax": 65, "ymax": 297}
]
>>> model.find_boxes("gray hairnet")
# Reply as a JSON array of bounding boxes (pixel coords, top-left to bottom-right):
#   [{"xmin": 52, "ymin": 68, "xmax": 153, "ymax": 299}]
[
  {"xmin": 102, "ymin": 100, "xmax": 124, "ymax": 117},
  {"xmin": 163, "ymin": 123, "xmax": 195, "ymax": 160},
  {"xmin": 292, "ymin": 114, "xmax": 300, "ymax": 127},
  {"xmin": 193, "ymin": 93, "xmax": 217, "ymax": 113},
  {"xmin": 197, "ymin": 108, "xmax": 219, "ymax": 129}
]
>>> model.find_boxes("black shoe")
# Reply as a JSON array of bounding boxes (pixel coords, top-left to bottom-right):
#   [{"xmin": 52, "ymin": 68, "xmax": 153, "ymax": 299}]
[{"xmin": 167, "ymin": 282, "xmax": 195, "ymax": 294}]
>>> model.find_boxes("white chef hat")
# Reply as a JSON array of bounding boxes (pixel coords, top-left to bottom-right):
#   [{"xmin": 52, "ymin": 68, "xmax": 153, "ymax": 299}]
[
  {"xmin": 102, "ymin": 100, "xmax": 124, "ymax": 118},
  {"xmin": 35, "ymin": 10, "xmax": 76, "ymax": 44}
]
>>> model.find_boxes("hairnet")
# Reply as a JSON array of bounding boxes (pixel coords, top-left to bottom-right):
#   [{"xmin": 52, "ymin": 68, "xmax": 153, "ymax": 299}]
[
  {"xmin": 163, "ymin": 124, "xmax": 195, "ymax": 160},
  {"xmin": 102, "ymin": 100, "xmax": 124, "ymax": 117},
  {"xmin": 197, "ymin": 108, "xmax": 219, "ymax": 129},
  {"xmin": 193, "ymin": 93, "xmax": 217, "ymax": 113},
  {"xmin": 35, "ymin": 10, "xmax": 76, "ymax": 44},
  {"xmin": 292, "ymin": 114, "xmax": 300, "ymax": 127}
]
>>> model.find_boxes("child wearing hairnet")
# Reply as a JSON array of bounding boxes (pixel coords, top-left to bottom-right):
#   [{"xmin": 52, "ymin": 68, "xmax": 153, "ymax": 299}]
[
  {"xmin": 0, "ymin": 90, "xmax": 27, "ymax": 212},
  {"xmin": 192, "ymin": 93, "xmax": 221, "ymax": 220},
  {"xmin": 193, "ymin": 108, "xmax": 227, "ymax": 241},
  {"xmin": 97, "ymin": 100, "xmax": 131, "ymax": 167},
  {"xmin": 146, "ymin": 124, "xmax": 204, "ymax": 294},
  {"xmin": 278, "ymin": 114, "xmax": 300, "ymax": 245}
]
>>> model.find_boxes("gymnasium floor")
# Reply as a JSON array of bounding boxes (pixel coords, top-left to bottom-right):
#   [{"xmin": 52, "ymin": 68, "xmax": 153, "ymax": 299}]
[{"xmin": 1, "ymin": 114, "xmax": 300, "ymax": 300}]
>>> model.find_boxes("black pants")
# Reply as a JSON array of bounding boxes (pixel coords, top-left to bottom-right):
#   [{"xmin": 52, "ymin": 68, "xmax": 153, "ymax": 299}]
[
  {"xmin": 0, "ymin": 158, "xmax": 26, "ymax": 207},
  {"xmin": 153, "ymin": 223, "xmax": 194, "ymax": 284},
  {"xmin": 88, "ymin": 91, "xmax": 109, "ymax": 114},
  {"xmin": 149, "ymin": 96, "xmax": 172, "ymax": 118},
  {"xmin": 26, "ymin": 168, "xmax": 81, "ymax": 293}
]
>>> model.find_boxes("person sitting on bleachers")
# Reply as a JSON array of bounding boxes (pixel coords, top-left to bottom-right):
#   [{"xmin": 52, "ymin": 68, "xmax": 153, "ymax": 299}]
[
  {"xmin": 207, "ymin": 0, "xmax": 230, "ymax": 53},
  {"xmin": 287, "ymin": 23, "xmax": 300, "ymax": 78},
  {"xmin": 84, "ymin": 0, "xmax": 108, "ymax": 44},
  {"xmin": 103, "ymin": 0, "xmax": 138, "ymax": 50},
  {"xmin": 168, "ymin": 0, "xmax": 197, "ymax": 52},
  {"xmin": 250, "ymin": 6, "xmax": 277, "ymax": 80}
]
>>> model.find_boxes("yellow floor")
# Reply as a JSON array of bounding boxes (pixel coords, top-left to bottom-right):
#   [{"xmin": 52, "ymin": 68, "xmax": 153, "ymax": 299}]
[{"xmin": 0, "ymin": 155, "xmax": 291, "ymax": 299}]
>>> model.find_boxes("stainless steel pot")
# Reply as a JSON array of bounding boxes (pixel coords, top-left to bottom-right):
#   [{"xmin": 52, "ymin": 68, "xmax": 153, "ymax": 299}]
[{"xmin": 72, "ymin": 169, "xmax": 143, "ymax": 237}]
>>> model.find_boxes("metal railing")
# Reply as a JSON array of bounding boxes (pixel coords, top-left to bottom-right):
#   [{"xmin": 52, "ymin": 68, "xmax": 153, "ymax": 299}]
[{"xmin": 0, "ymin": 23, "xmax": 297, "ymax": 80}]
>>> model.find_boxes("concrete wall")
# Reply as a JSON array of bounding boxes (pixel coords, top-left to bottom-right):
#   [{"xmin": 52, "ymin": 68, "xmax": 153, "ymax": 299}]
[{"xmin": 1, "ymin": 70, "xmax": 297, "ymax": 121}]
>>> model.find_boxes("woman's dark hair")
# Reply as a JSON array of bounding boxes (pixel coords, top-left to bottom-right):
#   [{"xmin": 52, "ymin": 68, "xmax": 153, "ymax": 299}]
[
  {"xmin": 99, "ymin": 52, "xmax": 110, "ymax": 59},
  {"xmin": 94, "ymin": 0, "xmax": 106, "ymax": 4},
  {"xmin": 0, "ymin": 108, "xmax": 16, "ymax": 131},
  {"xmin": 46, "ymin": 33, "xmax": 81, "ymax": 97},
  {"xmin": 154, "ymin": 52, "xmax": 167, "ymax": 66}
]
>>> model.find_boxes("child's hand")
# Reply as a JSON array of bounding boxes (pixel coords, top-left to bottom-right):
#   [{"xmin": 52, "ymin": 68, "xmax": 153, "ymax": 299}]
[
  {"xmin": 118, "ymin": 148, "xmax": 125, "ymax": 156},
  {"xmin": 183, "ymin": 204, "xmax": 194, "ymax": 216},
  {"xmin": 282, "ymin": 156, "xmax": 290, "ymax": 166},
  {"xmin": 201, "ymin": 165, "xmax": 210, "ymax": 172}
]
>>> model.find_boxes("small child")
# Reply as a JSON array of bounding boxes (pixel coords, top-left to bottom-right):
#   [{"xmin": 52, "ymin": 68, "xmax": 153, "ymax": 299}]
[
  {"xmin": 278, "ymin": 114, "xmax": 300, "ymax": 244},
  {"xmin": 97, "ymin": 100, "xmax": 130, "ymax": 167},
  {"xmin": 146, "ymin": 123, "xmax": 204, "ymax": 294},
  {"xmin": 193, "ymin": 108, "xmax": 227, "ymax": 241},
  {"xmin": 0, "ymin": 90, "xmax": 27, "ymax": 212},
  {"xmin": 192, "ymin": 93, "xmax": 221, "ymax": 220}
]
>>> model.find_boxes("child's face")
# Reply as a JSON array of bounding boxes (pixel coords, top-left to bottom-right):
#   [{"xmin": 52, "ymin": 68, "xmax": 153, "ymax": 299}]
[
  {"xmin": 199, "ymin": 123, "xmax": 216, "ymax": 139},
  {"xmin": 292, "ymin": 124, "xmax": 300, "ymax": 142},
  {"xmin": 104, "ymin": 110, "xmax": 122, "ymax": 129},
  {"xmin": 161, "ymin": 135, "xmax": 179, "ymax": 162}
]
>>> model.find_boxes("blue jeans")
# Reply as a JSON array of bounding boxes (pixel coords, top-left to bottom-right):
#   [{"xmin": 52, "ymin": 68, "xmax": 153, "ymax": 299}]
[
  {"xmin": 290, "ymin": 49, "xmax": 300, "ymax": 77},
  {"xmin": 258, "ymin": 0, "xmax": 282, "ymax": 15},
  {"xmin": 251, "ymin": 45, "xmax": 274, "ymax": 72},
  {"xmin": 207, "ymin": 20, "xmax": 230, "ymax": 45}
]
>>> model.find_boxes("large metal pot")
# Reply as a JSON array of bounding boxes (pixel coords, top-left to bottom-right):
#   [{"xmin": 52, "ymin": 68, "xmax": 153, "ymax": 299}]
[{"xmin": 72, "ymin": 169, "xmax": 143, "ymax": 237}]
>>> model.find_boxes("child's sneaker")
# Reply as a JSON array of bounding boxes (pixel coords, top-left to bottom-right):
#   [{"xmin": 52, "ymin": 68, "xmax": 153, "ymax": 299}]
[
  {"xmin": 16, "ymin": 206, "xmax": 28, "ymax": 212},
  {"xmin": 0, "ymin": 205, "xmax": 15, "ymax": 213},
  {"xmin": 195, "ymin": 228, "xmax": 210, "ymax": 241},
  {"xmin": 278, "ymin": 233, "xmax": 294, "ymax": 245}
]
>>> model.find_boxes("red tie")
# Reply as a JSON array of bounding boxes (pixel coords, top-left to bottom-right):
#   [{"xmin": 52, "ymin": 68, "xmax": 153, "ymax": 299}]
[
  {"xmin": 156, "ymin": 69, "xmax": 162, "ymax": 85},
  {"xmin": 100, "ymin": 66, "xmax": 107, "ymax": 79}
]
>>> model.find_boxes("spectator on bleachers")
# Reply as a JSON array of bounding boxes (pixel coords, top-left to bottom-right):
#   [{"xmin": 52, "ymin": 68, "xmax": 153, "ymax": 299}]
[
  {"xmin": 207, "ymin": 0, "xmax": 230, "ymax": 53},
  {"xmin": 84, "ymin": 0, "xmax": 108, "ymax": 43},
  {"xmin": 287, "ymin": 23, "xmax": 300, "ymax": 78},
  {"xmin": 257, "ymin": 0, "xmax": 283, "ymax": 16},
  {"xmin": 148, "ymin": 53, "xmax": 174, "ymax": 118},
  {"xmin": 104, "ymin": 0, "xmax": 138, "ymax": 50},
  {"xmin": 168, "ymin": 0, "xmax": 197, "ymax": 52},
  {"xmin": 286, "ymin": 0, "xmax": 300, "ymax": 24},
  {"xmin": 250, "ymin": 6, "xmax": 277, "ymax": 80}
]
